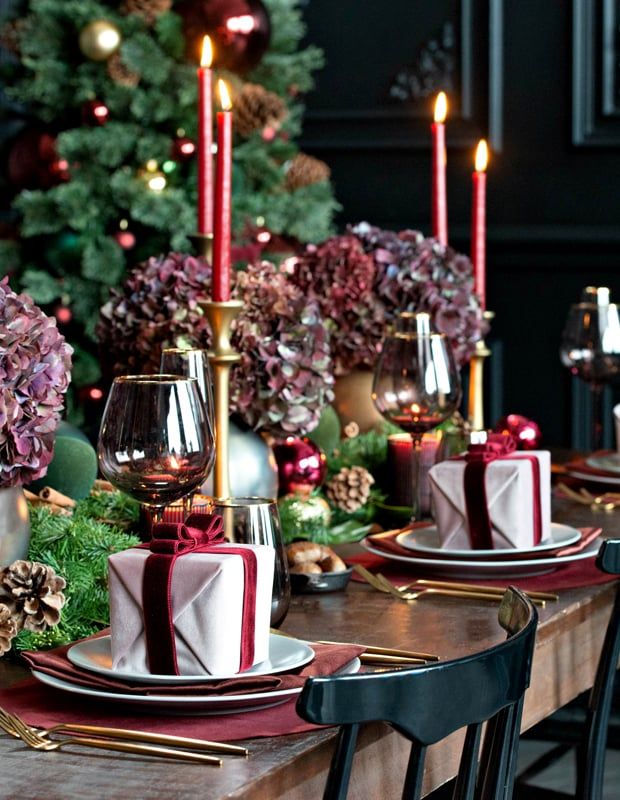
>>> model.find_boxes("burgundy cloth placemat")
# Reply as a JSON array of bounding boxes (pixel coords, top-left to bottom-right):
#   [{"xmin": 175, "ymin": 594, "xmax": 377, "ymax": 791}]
[{"xmin": 2, "ymin": 642, "xmax": 364, "ymax": 741}]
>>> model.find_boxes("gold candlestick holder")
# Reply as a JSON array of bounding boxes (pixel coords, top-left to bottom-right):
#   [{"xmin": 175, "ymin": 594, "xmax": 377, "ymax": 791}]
[
  {"xmin": 200, "ymin": 298, "xmax": 243, "ymax": 499},
  {"xmin": 467, "ymin": 310, "xmax": 494, "ymax": 432},
  {"xmin": 190, "ymin": 233, "xmax": 213, "ymax": 262}
]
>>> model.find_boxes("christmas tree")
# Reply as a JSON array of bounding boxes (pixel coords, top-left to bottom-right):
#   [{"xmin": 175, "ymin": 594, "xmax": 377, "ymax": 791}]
[{"xmin": 0, "ymin": 0, "xmax": 339, "ymax": 421}]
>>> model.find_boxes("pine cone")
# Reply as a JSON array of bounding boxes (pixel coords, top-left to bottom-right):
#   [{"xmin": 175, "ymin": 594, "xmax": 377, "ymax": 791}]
[
  {"xmin": 107, "ymin": 52, "xmax": 141, "ymax": 87},
  {"xmin": 120, "ymin": 0, "xmax": 172, "ymax": 25},
  {"xmin": 0, "ymin": 19, "xmax": 25, "ymax": 56},
  {"xmin": 325, "ymin": 466, "xmax": 375, "ymax": 513},
  {"xmin": 0, "ymin": 604, "xmax": 17, "ymax": 655},
  {"xmin": 285, "ymin": 153, "xmax": 331, "ymax": 191},
  {"xmin": 234, "ymin": 83, "xmax": 288, "ymax": 138},
  {"xmin": 0, "ymin": 560, "xmax": 66, "ymax": 633}
]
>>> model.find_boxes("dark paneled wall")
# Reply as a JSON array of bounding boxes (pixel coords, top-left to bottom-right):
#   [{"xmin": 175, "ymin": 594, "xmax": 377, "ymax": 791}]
[{"xmin": 300, "ymin": 0, "xmax": 620, "ymax": 447}]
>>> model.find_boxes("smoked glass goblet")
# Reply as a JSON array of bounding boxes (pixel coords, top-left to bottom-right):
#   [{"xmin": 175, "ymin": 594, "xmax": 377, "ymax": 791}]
[
  {"xmin": 97, "ymin": 375, "xmax": 213, "ymax": 523},
  {"xmin": 372, "ymin": 316, "xmax": 462, "ymax": 520}
]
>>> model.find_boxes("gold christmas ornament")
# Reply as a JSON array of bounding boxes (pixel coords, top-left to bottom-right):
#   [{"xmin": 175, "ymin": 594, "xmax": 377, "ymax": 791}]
[
  {"xmin": 79, "ymin": 20, "xmax": 122, "ymax": 62},
  {"xmin": 285, "ymin": 153, "xmax": 331, "ymax": 191}
]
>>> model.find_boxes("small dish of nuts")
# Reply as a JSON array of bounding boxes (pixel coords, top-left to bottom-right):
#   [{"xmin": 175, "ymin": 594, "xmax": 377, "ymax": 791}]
[{"xmin": 286, "ymin": 541, "xmax": 353, "ymax": 593}]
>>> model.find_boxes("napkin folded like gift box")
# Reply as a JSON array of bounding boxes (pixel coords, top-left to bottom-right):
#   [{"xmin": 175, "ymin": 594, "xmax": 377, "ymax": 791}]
[
  {"xmin": 108, "ymin": 544, "xmax": 274, "ymax": 676},
  {"xmin": 428, "ymin": 450, "xmax": 551, "ymax": 550}
]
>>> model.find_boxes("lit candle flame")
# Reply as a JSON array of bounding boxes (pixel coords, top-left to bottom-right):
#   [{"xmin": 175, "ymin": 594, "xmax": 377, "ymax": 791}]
[
  {"xmin": 218, "ymin": 79, "xmax": 232, "ymax": 111},
  {"xmin": 169, "ymin": 455, "xmax": 180, "ymax": 470},
  {"xmin": 200, "ymin": 35, "xmax": 213, "ymax": 68},
  {"xmin": 475, "ymin": 139, "xmax": 489, "ymax": 172},
  {"xmin": 410, "ymin": 403, "xmax": 421, "ymax": 415},
  {"xmin": 434, "ymin": 91, "xmax": 447, "ymax": 123}
]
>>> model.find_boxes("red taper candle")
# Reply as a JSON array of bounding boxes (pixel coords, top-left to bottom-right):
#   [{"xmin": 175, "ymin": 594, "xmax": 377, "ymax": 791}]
[
  {"xmin": 197, "ymin": 36, "xmax": 214, "ymax": 236},
  {"xmin": 471, "ymin": 139, "xmax": 488, "ymax": 310},
  {"xmin": 212, "ymin": 79, "xmax": 233, "ymax": 302},
  {"xmin": 431, "ymin": 91, "xmax": 448, "ymax": 246}
]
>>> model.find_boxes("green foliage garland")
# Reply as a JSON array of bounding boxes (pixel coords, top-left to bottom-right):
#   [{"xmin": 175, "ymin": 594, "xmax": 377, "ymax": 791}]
[{"xmin": 13, "ymin": 492, "xmax": 140, "ymax": 651}]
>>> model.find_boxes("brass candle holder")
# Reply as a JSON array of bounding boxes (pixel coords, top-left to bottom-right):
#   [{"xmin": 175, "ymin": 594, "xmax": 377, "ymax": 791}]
[
  {"xmin": 190, "ymin": 232, "xmax": 214, "ymax": 262},
  {"xmin": 200, "ymin": 298, "xmax": 243, "ymax": 499},
  {"xmin": 467, "ymin": 310, "xmax": 494, "ymax": 431}
]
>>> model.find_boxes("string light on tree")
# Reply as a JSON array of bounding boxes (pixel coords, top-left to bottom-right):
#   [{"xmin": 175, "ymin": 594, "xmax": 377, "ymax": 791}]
[{"xmin": 141, "ymin": 159, "xmax": 167, "ymax": 192}]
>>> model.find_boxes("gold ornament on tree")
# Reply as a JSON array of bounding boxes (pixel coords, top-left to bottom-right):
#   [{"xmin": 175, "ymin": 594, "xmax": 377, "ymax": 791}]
[
  {"xmin": 0, "ymin": 604, "xmax": 17, "ymax": 655},
  {"xmin": 120, "ymin": 0, "xmax": 172, "ymax": 25},
  {"xmin": 233, "ymin": 83, "xmax": 287, "ymax": 138},
  {"xmin": 325, "ymin": 465, "xmax": 375, "ymax": 513},
  {"xmin": 107, "ymin": 52, "xmax": 140, "ymax": 87},
  {"xmin": 285, "ymin": 153, "xmax": 331, "ymax": 191},
  {"xmin": 79, "ymin": 20, "xmax": 122, "ymax": 62},
  {"xmin": 0, "ymin": 560, "xmax": 66, "ymax": 634}
]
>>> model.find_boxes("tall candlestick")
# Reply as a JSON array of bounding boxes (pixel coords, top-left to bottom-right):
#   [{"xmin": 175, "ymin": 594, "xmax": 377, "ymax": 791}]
[
  {"xmin": 212, "ymin": 80, "xmax": 233, "ymax": 303},
  {"xmin": 431, "ymin": 91, "xmax": 448, "ymax": 246},
  {"xmin": 471, "ymin": 139, "xmax": 488, "ymax": 309},
  {"xmin": 197, "ymin": 36, "xmax": 214, "ymax": 236}
]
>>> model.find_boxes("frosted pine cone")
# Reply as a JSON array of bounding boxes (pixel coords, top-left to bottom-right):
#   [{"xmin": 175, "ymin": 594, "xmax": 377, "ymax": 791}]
[
  {"xmin": 234, "ymin": 83, "xmax": 287, "ymax": 138},
  {"xmin": 0, "ymin": 560, "xmax": 66, "ymax": 633},
  {"xmin": 0, "ymin": 604, "xmax": 17, "ymax": 655},
  {"xmin": 285, "ymin": 154, "xmax": 331, "ymax": 190},
  {"xmin": 325, "ymin": 466, "xmax": 375, "ymax": 512},
  {"xmin": 120, "ymin": 0, "xmax": 172, "ymax": 25}
]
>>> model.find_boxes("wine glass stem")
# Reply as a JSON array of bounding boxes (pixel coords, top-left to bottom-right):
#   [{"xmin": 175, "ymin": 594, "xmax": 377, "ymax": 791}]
[
  {"xmin": 410, "ymin": 434, "xmax": 424, "ymax": 522},
  {"xmin": 591, "ymin": 383, "xmax": 604, "ymax": 451}
]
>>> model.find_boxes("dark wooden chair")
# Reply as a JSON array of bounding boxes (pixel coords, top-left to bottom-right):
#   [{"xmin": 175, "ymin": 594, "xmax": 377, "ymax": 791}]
[
  {"xmin": 296, "ymin": 587, "xmax": 538, "ymax": 800},
  {"xmin": 516, "ymin": 538, "xmax": 620, "ymax": 800}
]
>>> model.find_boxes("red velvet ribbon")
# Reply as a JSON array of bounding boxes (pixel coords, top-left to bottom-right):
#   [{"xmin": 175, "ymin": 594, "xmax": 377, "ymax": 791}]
[
  {"xmin": 462, "ymin": 434, "xmax": 542, "ymax": 549},
  {"xmin": 142, "ymin": 513, "xmax": 257, "ymax": 675}
]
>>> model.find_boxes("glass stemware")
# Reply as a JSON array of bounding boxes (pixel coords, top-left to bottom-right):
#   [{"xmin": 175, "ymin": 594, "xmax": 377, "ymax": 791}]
[
  {"xmin": 160, "ymin": 348, "xmax": 216, "ymax": 494},
  {"xmin": 97, "ymin": 375, "xmax": 213, "ymax": 523},
  {"xmin": 560, "ymin": 288, "xmax": 620, "ymax": 450},
  {"xmin": 372, "ymin": 313, "xmax": 462, "ymax": 520},
  {"xmin": 212, "ymin": 497, "xmax": 291, "ymax": 629}
]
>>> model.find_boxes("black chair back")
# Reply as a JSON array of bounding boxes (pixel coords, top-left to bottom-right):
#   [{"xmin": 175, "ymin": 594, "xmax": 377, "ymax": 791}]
[{"xmin": 296, "ymin": 586, "xmax": 538, "ymax": 800}]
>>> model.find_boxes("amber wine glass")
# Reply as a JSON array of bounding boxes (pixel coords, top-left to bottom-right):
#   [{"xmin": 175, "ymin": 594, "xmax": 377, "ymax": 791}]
[
  {"xmin": 372, "ymin": 314, "xmax": 461, "ymax": 520},
  {"xmin": 97, "ymin": 375, "xmax": 213, "ymax": 522}
]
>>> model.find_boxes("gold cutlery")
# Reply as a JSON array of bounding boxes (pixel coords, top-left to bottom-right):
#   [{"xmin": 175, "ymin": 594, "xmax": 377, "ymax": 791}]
[
  {"xmin": 413, "ymin": 579, "xmax": 559, "ymax": 602},
  {"xmin": 0, "ymin": 708, "xmax": 222, "ymax": 765},
  {"xmin": 316, "ymin": 640, "xmax": 439, "ymax": 663},
  {"xmin": 558, "ymin": 482, "xmax": 620, "ymax": 511}
]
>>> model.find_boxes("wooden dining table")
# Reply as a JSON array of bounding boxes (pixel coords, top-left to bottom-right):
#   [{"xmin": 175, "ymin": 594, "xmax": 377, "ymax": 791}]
[{"xmin": 0, "ymin": 493, "xmax": 617, "ymax": 800}]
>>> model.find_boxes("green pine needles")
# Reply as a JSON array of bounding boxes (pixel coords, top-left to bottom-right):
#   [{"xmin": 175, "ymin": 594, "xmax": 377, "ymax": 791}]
[
  {"xmin": 1, "ymin": 0, "xmax": 339, "ymax": 412},
  {"xmin": 13, "ymin": 492, "xmax": 140, "ymax": 651}
]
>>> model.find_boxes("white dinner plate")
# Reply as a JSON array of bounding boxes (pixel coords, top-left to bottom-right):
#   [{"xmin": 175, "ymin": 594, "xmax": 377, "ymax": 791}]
[
  {"xmin": 68, "ymin": 634, "xmax": 314, "ymax": 684},
  {"xmin": 30, "ymin": 658, "xmax": 361, "ymax": 716},
  {"xmin": 395, "ymin": 523, "xmax": 581, "ymax": 560},
  {"xmin": 361, "ymin": 534, "xmax": 601, "ymax": 579},
  {"xmin": 585, "ymin": 453, "xmax": 620, "ymax": 474},
  {"xmin": 565, "ymin": 468, "xmax": 620, "ymax": 486}
]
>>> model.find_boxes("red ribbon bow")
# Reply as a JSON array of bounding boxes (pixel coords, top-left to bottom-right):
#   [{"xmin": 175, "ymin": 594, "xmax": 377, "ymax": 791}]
[
  {"xmin": 149, "ymin": 513, "xmax": 225, "ymax": 555},
  {"xmin": 465, "ymin": 432, "xmax": 517, "ymax": 463},
  {"xmin": 142, "ymin": 512, "xmax": 257, "ymax": 675}
]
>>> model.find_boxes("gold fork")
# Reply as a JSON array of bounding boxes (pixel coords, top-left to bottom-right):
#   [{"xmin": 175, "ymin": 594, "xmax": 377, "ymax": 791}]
[{"xmin": 0, "ymin": 708, "xmax": 222, "ymax": 765}]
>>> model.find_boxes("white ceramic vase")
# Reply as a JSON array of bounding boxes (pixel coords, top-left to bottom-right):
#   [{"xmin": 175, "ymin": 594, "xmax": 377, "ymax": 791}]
[{"xmin": 0, "ymin": 486, "xmax": 30, "ymax": 568}]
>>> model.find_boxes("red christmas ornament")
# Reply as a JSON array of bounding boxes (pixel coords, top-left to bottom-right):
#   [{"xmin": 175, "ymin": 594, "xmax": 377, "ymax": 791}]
[
  {"xmin": 114, "ymin": 230, "xmax": 136, "ymax": 249},
  {"xmin": 178, "ymin": 0, "xmax": 271, "ymax": 74},
  {"xmin": 7, "ymin": 129, "xmax": 66, "ymax": 189},
  {"xmin": 54, "ymin": 305, "xmax": 72, "ymax": 326},
  {"xmin": 272, "ymin": 436, "xmax": 327, "ymax": 496},
  {"xmin": 494, "ymin": 414, "xmax": 542, "ymax": 450},
  {"xmin": 82, "ymin": 99, "xmax": 110, "ymax": 125},
  {"xmin": 172, "ymin": 136, "xmax": 196, "ymax": 161}
]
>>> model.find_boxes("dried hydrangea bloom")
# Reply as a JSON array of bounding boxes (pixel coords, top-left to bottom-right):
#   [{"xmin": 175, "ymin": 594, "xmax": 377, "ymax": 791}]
[{"xmin": 0, "ymin": 279, "xmax": 73, "ymax": 487}]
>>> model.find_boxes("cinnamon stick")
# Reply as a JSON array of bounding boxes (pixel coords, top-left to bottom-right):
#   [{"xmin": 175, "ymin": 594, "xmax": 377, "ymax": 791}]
[{"xmin": 39, "ymin": 486, "xmax": 77, "ymax": 508}]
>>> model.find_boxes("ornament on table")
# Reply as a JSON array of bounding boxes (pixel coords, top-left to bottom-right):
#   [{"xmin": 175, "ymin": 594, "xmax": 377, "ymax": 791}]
[
  {"xmin": 233, "ymin": 82, "xmax": 287, "ymax": 138},
  {"xmin": 7, "ymin": 130, "xmax": 67, "ymax": 190},
  {"xmin": 278, "ymin": 493, "xmax": 332, "ymax": 544},
  {"xmin": 494, "ymin": 414, "xmax": 542, "ymax": 450},
  {"xmin": 82, "ymin": 99, "xmax": 109, "ymax": 126},
  {"xmin": 273, "ymin": 437, "xmax": 327, "ymax": 496},
  {"xmin": 179, "ymin": 0, "xmax": 271, "ymax": 74},
  {"xmin": 78, "ymin": 20, "xmax": 122, "ymax": 62},
  {"xmin": 325, "ymin": 466, "xmax": 375, "ymax": 513},
  {"xmin": 172, "ymin": 135, "xmax": 196, "ymax": 162},
  {"xmin": 106, "ymin": 51, "xmax": 140, "ymax": 86},
  {"xmin": 285, "ymin": 153, "xmax": 331, "ymax": 191},
  {"xmin": 0, "ymin": 560, "xmax": 66, "ymax": 634},
  {"xmin": 120, "ymin": 0, "xmax": 172, "ymax": 25}
]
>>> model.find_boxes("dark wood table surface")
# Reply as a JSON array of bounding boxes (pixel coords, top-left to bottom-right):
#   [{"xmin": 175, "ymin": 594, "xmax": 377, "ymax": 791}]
[{"xmin": 0, "ymin": 495, "xmax": 617, "ymax": 799}]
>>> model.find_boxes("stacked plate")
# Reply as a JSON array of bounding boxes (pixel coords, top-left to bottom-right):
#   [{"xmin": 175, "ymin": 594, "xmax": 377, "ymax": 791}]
[
  {"xmin": 30, "ymin": 634, "xmax": 325, "ymax": 715},
  {"xmin": 565, "ymin": 451, "xmax": 620, "ymax": 485},
  {"xmin": 362, "ymin": 523, "xmax": 601, "ymax": 579}
]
